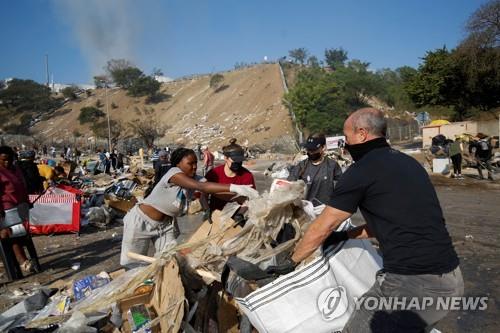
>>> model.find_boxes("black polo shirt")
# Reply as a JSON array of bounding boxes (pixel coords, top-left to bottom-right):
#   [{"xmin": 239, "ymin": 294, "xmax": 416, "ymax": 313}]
[{"xmin": 330, "ymin": 146, "xmax": 459, "ymax": 275}]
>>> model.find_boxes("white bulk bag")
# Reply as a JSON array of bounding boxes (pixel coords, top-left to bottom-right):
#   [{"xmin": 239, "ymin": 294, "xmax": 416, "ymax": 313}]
[{"xmin": 236, "ymin": 224, "xmax": 383, "ymax": 333}]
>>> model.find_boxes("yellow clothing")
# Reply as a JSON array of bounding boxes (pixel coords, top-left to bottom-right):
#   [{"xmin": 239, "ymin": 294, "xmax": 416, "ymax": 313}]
[{"xmin": 37, "ymin": 164, "xmax": 55, "ymax": 189}]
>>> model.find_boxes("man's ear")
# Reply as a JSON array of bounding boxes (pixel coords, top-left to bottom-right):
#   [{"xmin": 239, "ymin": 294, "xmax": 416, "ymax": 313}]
[{"xmin": 359, "ymin": 128, "xmax": 369, "ymax": 142}]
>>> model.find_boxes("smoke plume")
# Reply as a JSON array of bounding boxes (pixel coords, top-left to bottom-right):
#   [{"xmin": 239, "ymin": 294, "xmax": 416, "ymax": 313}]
[{"xmin": 52, "ymin": 0, "xmax": 140, "ymax": 77}]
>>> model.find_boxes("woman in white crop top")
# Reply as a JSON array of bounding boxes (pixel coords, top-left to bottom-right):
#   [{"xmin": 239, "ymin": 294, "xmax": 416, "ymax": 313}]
[{"xmin": 120, "ymin": 148, "xmax": 259, "ymax": 266}]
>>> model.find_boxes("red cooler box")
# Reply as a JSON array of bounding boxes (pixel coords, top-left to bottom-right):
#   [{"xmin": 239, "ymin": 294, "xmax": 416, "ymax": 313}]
[{"xmin": 29, "ymin": 185, "xmax": 82, "ymax": 234}]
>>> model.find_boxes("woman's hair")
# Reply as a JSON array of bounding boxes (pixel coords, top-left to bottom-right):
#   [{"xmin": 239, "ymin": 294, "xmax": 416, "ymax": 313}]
[
  {"xmin": 170, "ymin": 148, "xmax": 196, "ymax": 166},
  {"xmin": 222, "ymin": 138, "xmax": 244, "ymax": 155},
  {"xmin": 0, "ymin": 146, "xmax": 15, "ymax": 159}
]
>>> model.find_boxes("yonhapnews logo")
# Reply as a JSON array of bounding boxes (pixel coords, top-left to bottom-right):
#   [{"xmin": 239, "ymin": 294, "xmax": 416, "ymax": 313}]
[{"xmin": 317, "ymin": 286, "xmax": 349, "ymax": 320}]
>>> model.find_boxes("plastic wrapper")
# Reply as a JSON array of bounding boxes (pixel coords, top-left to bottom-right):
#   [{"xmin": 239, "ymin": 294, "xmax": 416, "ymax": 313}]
[
  {"xmin": 72, "ymin": 267, "xmax": 143, "ymax": 312},
  {"xmin": 73, "ymin": 272, "xmax": 111, "ymax": 301},
  {"xmin": 127, "ymin": 304, "xmax": 153, "ymax": 332}
]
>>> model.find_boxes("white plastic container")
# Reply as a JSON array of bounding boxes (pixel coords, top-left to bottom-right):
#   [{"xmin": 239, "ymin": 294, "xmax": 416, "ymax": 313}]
[{"xmin": 432, "ymin": 158, "xmax": 449, "ymax": 174}]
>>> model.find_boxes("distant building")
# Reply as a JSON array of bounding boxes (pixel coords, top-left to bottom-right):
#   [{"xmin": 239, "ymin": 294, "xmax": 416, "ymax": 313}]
[
  {"xmin": 50, "ymin": 83, "xmax": 94, "ymax": 93},
  {"xmin": 422, "ymin": 118, "xmax": 500, "ymax": 147},
  {"xmin": 154, "ymin": 75, "xmax": 173, "ymax": 83}
]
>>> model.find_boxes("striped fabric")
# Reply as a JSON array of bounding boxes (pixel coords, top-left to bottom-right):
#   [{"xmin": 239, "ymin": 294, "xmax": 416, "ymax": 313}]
[{"xmin": 29, "ymin": 194, "xmax": 77, "ymax": 204}]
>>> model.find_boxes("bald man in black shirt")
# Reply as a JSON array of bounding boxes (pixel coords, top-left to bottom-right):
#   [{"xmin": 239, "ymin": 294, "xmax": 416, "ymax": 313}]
[{"xmin": 269, "ymin": 108, "xmax": 463, "ymax": 332}]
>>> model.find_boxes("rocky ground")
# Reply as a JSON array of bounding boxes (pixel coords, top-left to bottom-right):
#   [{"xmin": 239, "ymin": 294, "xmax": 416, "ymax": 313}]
[{"xmin": 0, "ymin": 159, "xmax": 499, "ymax": 332}]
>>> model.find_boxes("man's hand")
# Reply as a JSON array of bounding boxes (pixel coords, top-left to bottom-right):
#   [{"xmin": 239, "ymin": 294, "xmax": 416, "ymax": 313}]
[
  {"xmin": 291, "ymin": 206, "xmax": 352, "ymax": 263},
  {"xmin": 265, "ymin": 256, "xmax": 297, "ymax": 276}
]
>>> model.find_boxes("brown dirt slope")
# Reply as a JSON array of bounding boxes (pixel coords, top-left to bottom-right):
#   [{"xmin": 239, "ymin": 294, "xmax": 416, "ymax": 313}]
[{"xmin": 32, "ymin": 64, "xmax": 297, "ymax": 152}]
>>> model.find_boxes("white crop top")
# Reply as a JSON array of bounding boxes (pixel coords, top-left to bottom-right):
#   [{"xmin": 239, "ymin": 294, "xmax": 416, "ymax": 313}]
[{"xmin": 142, "ymin": 167, "xmax": 205, "ymax": 217}]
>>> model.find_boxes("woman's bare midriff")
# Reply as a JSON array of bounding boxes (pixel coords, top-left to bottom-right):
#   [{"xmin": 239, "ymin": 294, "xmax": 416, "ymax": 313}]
[{"xmin": 139, "ymin": 204, "xmax": 167, "ymax": 222}]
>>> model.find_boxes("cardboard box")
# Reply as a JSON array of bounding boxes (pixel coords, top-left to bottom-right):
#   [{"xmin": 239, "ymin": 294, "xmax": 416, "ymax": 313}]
[
  {"xmin": 118, "ymin": 260, "xmax": 185, "ymax": 333},
  {"xmin": 119, "ymin": 292, "xmax": 159, "ymax": 333}
]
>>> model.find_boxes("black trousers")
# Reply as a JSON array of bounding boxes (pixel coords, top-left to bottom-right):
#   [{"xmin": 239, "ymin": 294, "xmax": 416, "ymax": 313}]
[{"xmin": 450, "ymin": 154, "xmax": 462, "ymax": 174}]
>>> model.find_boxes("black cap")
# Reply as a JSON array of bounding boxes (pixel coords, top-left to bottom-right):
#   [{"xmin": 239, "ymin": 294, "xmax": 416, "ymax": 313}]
[
  {"xmin": 224, "ymin": 151, "xmax": 245, "ymax": 162},
  {"xmin": 303, "ymin": 136, "xmax": 326, "ymax": 150}
]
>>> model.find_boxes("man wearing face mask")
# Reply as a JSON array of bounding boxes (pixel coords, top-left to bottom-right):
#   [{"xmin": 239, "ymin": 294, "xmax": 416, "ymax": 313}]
[
  {"xmin": 268, "ymin": 108, "xmax": 462, "ymax": 332},
  {"xmin": 288, "ymin": 133, "xmax": 343, "ymax": 211},
  {"xmin": 204, "ymin": 138, "xmax": 256, "ymax": 212}
]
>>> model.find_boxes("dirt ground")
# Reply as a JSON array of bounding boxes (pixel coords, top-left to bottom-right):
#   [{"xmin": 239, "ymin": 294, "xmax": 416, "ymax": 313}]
[{"xmin": 1, "ymin": 160, "xmax": 499, "ymax": 332}]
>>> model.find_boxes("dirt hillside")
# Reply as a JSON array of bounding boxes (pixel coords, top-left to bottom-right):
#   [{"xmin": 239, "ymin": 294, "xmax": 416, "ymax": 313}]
[{"xmin": 32, "ymin": 64, "xmax": 298, "ymax": 153}]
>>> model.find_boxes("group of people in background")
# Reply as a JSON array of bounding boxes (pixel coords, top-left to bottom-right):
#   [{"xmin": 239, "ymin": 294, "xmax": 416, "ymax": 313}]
[
  {"xmin": 96, "ymin": 149, "xmax": 125, "ymax": 175},
  {"xmin": 447, "ymin": 133, "xmax": 495, "ymax": 181}
]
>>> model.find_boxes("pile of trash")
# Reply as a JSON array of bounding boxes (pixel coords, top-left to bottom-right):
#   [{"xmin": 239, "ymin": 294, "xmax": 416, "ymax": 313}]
[
  {"xmin": 1, "ymin": 180, "xmax": 317, "ymax": 332},
  {"xmin": 430, "ymin": 134, "xmax": 452, "ymax": 157},
  {"xmin": 3, "ymin": 177, "xmax": 383, "ymax": 332}
]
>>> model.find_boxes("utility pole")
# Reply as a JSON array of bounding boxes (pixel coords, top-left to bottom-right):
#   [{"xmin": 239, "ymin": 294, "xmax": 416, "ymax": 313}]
[
  {"xmin": 45, "ymin": 54, "xmax": 49, "ymax": 87},
  {"xmin": 104, "ymin": 82, "xmax": 112, "ymax": 152}
]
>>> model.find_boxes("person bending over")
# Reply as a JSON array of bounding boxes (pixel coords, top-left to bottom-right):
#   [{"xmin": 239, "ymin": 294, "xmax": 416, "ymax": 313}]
[{"xmin": 120, "ymin": 147, "xmax": 258, "ymax": 267}]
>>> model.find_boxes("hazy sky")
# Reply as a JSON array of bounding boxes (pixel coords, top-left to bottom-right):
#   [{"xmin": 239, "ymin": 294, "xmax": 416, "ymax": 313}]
[{"xmin": 0, "ymin": 0, "xmax": 486, "ymax": 84}]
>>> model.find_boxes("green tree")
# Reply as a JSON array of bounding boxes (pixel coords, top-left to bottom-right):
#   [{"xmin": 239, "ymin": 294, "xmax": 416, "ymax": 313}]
[
  {"xmin": 465, "ymin": 0, "xmax": 500, "ymax": 48},
  {"xmin": 111, "ymin": 67, "xmax": 144, "ymax": 89},
  {"xmin": 372, "ymin": 67, "xmax": 417, "ymax": 110},
  {"xmin": 453, "ymin": 45, "xmax": 500, "ymax": 113},
  {"xmin": 396, "ymin": 66, "xmax": 418, "ymax": 83},
  {"xmin": 406, "ymin": 44, "xmax": 500, "ymax": 120},
  {"xmin": 289, "ymin": 48, "xmax": 309, "ymax": 65},
  {"xmin": 127, "ymin": 75, "xmax": 161, "ymax": 99},
  {"xmin": 307, "ymin": 56, "xmax": 320, "ymax": 68},
  {"xmin": 105, "ymin": 59, "xmax": 134, "ymax": 75},
  {"xmin": 404, "ymin": 1, "xmax": 500, "ymax": 120},
  {"xmin": 0, "ymin": 79, "xmax": 60, "ymax": 113},
  {"xmin": 284, "ymin": 67, "xmax": 347, "ymax": 133},
  {"xmin": 78, "ymin": 106, "xmax": 105, "ymax": 124},
  {"xmin": 324, "ymin": 48, "xmax": 348, "ymax": 70},
  {"xmin": 61, "ymin": 85, "xmax": 79, "ymax": 100},
  {"xmin": 104, "ymin": 59, "xmax": 143, "ymax": 89},
  {"xmin": 331, "ymin": 65, "xmax": 381, "ymax": 109},
  {"xmin": 209, "ymin": 74, "xmax": 225, "ymax": 91},
  {"xmin": 347, "ymin": 59, "xmax": 370, "ymax": 72},
  {"xmin": 405, "ymin": 48, "xmax": 460, "ymax": 107}
]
